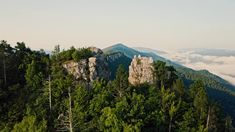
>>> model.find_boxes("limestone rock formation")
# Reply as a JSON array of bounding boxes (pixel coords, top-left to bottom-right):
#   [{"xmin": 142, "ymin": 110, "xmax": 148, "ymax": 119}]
[
  {"xmin": 63, "ymin": 47, "xmax": 109, "ymax": 82},
  {"xmin": 63, "ymin": 59, "xmax": 89, "ymax": 81},
  {"xmin": 128, "ymin": 55, "xmax": 154, "ymax": 85},
  {"xmin": 88, "ymin": 56, "xmax": 110, "ymax": 82}
]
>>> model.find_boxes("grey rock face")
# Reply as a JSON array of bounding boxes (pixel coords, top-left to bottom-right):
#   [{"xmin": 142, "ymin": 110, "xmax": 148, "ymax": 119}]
[
  {"xmin": 63, "ymin": 47, "xmax": 109, "ymax": 82},
  {"xmin": 88, "ymin": 57, "xmax": 97, "ymax": 82},
  {"xmin": 63, "ymin": 59, "xmax": 89, "ymax": 81},
  {"xmin": 88, "ymin": 56, "xmax": 110, "ymax": 81},
  {"xmin": 128, "ymin": 55, "xmax": 154, "ymax": 85}
]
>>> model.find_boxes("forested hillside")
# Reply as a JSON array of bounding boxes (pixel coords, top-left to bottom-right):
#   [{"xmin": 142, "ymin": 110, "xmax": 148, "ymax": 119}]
[
  {"xmin": 0, "ymin": 41, "xmax": 234, "ymax": 131},
  {"xmin": 104, "ymin": 44, "xmax": 235, "ymax": 126}
]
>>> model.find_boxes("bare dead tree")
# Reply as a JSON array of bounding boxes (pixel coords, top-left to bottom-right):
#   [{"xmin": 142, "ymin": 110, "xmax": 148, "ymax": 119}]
[
  {"xmin": 49, "ymin": 75, "xmax": 52, "ymax": 112},
  {"xmin": 68, "ymin": 87, "xmax": 73, "ymax": 132}
]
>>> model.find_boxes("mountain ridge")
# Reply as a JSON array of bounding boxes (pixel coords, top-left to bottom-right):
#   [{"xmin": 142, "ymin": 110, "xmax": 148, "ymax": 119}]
[
  {"xmin": 104, "ymin": 43, "xmax": 235, "ymax": 89},
  {"xmin": 104, "ymin": 43, "xmax": 235, "ymax": 123}
]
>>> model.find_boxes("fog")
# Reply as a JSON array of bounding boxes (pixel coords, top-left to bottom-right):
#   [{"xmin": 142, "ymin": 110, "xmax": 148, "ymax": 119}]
[{"xmin": 161, "ymin": 49, "xmax": 235, "ymax": 85}]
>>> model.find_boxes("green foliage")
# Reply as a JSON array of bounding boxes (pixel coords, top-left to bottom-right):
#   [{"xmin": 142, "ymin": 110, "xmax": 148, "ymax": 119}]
[
  {"xmin": 99, "ymin": 107, "xmax": 122, "ymax": 131},
  {"xmin": 72, "ymin": 48, "xmax": 93, "ymax": 62},
  {"xmin": 113, "ymin": 65, "xmax": 129, "ymax": 97},
  {"xmin": 12, "ymin": 115, "xmax": 47, "ymax": 132},
  {"xmin": 137, "ymin": 58, "xmax": 141, "ymax": 65},
  {"xmin": 190, "ymin": 81, "xmax": 208, "ymax": 121},
  {"xmin": 177, "ymin": 108, "xmax": 197, "ymax": 132},
  {"xmin": 152, "ymin": 61, "xmax": 177, "ymax": 89},
  {"xmin": 0, "ymin": 41, "xmax": 234, "ymax": 131},
  {"xmin": 0, "ymin": 41, "xmax": 49, "ymax": 130},
  {"xmin": 173, "ymin": 79, "xmax": 185, "ymax": 97},
  {"xmin": 104, "ymin": 44, "xmax": 235, "ymax": 126},
  {"xmin": 51, "ymin": 46, "xmax": 93, "ymax": 63}
]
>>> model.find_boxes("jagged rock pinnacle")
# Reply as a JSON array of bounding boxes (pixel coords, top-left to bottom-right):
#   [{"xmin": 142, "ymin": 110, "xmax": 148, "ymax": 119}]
[{"xmin": 128, "ymin": 56, "xmax": 154, "ymax": 85}]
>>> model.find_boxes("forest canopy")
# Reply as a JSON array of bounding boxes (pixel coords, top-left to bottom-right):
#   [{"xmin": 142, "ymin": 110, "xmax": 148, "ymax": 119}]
[{"xmin": 0, "ymin": 40, "xmax": 234, "ymax": 132}]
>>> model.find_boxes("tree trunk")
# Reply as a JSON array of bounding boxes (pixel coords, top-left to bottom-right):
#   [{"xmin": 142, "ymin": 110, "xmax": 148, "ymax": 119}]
[
  {"xmin": 49, "ymin": 75, "xmax": 52, "ymax": 111},
  {"xmin": 200, "ymin": 107, "xmax": 203, "ymax": 120},
  {"xmin": 68, "ymin": 87, "xmax": 73, "ymax": 132},
  {"xmin": 169, "ymin": 118, "xmax": 172, "ymax": 132},
  {"xmin": 206, "ymin": 106, "xmax": 210, "ymax": 129}
]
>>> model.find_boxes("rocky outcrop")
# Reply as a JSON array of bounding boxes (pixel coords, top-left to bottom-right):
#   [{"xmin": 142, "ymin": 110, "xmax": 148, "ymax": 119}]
[
  {"xmin": 63, "ymin": 47, "xmax": 109, "ymax": 82},
  {"xmin": 63, "ymin": 47, "xmax": 154, "ymax": 85},
  {"xmin": 88, "ymin": 56, "xmax": 109, "ymax": 81},
  {"xmin": 63, "ymin": 59, "xmax": 89, "ymax": 81},
  {"xmin": 128, "ymin": 55, "xmax": 154, "ymax": 85}
]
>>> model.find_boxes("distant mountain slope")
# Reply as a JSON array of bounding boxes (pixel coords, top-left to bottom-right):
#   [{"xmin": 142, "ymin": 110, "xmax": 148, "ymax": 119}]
[
  {"xmin": 105, "ymin": 44, "xmax": 235, "ymax": 92},
  {"xmin": 105, "ymin": 52, "xmax": 132, "ymax": 79},
  {"xmin": 133, "ymin": 47, "xmax": 168, "ymax": 55},
  {"xmin": 103, "ymin": 43, "xmax": 182, "ymax": 68},
  {"xmin": 104, "ymin": 43, "xmax": 235, "ymax": 123}
]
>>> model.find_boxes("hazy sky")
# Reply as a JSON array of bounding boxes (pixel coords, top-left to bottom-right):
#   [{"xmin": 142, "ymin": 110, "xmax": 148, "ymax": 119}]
[{"xmin": 1, "ymin": 0, "xmax": 235, "ymax": 50}]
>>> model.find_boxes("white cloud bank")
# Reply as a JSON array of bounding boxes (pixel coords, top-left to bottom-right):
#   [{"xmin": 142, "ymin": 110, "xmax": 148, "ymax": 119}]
[{"xmin": 161, "ymin": 50, "xmax": 235, "ymax": 85}]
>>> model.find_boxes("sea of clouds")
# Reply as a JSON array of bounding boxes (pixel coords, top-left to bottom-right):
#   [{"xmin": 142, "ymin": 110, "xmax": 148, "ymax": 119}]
[{"xmin": 161, "ymin": 49, "xmax": 235, "ymax": 85}]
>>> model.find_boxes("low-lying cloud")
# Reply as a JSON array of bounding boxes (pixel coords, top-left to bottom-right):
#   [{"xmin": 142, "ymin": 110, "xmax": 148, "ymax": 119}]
[{"xmin": 161, "ymin": 49, "xmax": 235, "ymax": 85}]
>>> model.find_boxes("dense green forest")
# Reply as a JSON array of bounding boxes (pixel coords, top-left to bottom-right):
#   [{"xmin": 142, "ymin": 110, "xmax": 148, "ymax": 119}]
[
  {"xmin": 104, "ymin": 44, "xmax": 235, "ymax": 126},
  {"xmin": 0, "ymin": 40, "xmax": 234, "ymax": 132}
]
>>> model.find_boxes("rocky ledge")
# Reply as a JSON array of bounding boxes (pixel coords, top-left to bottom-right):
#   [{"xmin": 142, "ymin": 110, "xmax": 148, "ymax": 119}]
[
  {"xmin": 128, "ymin": 55, "xmax": 154, "ymax": 85},
  {"xmin": 63, "ymin": 47, "xmax": 110, "ymax": 82}
]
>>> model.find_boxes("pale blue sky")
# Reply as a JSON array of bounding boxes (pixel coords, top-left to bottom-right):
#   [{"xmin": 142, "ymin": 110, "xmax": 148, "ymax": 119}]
[{"xmin": 0, "ymin": 0, "xmax": 235, "ymax": 50}]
